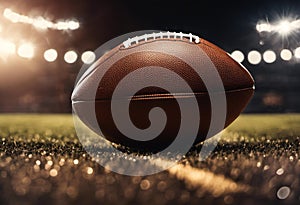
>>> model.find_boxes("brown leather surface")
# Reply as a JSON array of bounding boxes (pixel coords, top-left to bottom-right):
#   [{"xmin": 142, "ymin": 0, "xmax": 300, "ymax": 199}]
[
  {"xmin": 199, "ymin": 39, "xmax": 254, "ymax": 91},
  {"xmin": 96, "ymin": 52, "xmax": 206, "ymax": 100},
  {"xmin": 94, "ymin": 40, "xmax": 254, "ymax": 100}
]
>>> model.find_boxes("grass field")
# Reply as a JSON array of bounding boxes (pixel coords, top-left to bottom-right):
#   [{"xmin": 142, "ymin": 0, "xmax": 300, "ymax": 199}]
[{"xmin": 0, "ymin": 114, "xmax": 299, "ymax": 205}]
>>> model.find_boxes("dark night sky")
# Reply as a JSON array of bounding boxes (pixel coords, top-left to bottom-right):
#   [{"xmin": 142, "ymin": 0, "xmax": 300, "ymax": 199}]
[
  {"xmin": 0, "ymin": 0, "xmax": 299, "ymax": 52},
  {"xmin": 0, "ymin": 0, "xmax": 300, "ymax": 112},
  {"xmin": 2, "ymin": 0, "xmax": 300, "ymax": 50}
]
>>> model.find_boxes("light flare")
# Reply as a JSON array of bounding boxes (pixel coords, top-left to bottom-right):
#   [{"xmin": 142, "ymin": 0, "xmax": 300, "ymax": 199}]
[{"xmin": 256, "ymin": 17, "xmax": 300, "ymax": 36}]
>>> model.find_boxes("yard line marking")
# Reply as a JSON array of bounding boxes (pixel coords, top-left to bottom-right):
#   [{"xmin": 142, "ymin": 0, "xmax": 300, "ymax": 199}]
[{"xmin": 150, "ymin": 158, "xmax": 251, "ymax": 196}]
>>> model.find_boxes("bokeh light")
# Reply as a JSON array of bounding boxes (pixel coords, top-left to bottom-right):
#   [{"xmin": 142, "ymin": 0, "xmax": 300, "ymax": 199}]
[
  {"xmin": 68, "ymin": 20, "xmax": 80, "ymax": 30},
  {"xmin": 230, "ymin": 50, "xmax": 244, "ymax": 63},
  {"xmin": 33, "ymin": 17, "xmax": 52, "ymax": 30},
  {"xmin": 280, "ymin": 49, "xmax": 292, "ymax": 61},
  {"xmin": 0, "ymin": 39, "xmax": 16, "ymax": 56},
  {"xmin": 17, "ymin": 43, "xmax": 34, "ymax": 59},
  {"xmin": 81, "ymin": 51, "xmax": 96, "ymax": 64},
  {"xmin": 263, "ymin": 92, "xmax": 283, "ymax": 106},
  {"xmin": 256, "ymin": 22, "xmax": 272, "ymax": 32},
  {"xmin": 56, "ymin": 22, "xmax": 68, "ymax": 30},
  {"xmin": 3, "ymin": 8, "xmax": 20, "ymax": 23},
  {"xmin": 294, "ymin": 47, "xmax": 300, "ymax": 58},
  {"xmin": 263, "ymin": 50, "xmax": 276, "ymax": 63},
  {"xmin": 64, "ymin": 50, "xmax": 78, "ymax": 64},
  {"xmin": 44, "ymin": 49, "xmax": 58, "ymax": 62},
  {"xmin": 248, "ymin": 50, "xmax": 262, "ymax": 65},
  {"xmin": 277, "ymin": 186, "xmax": 291, "ymax": 200}
]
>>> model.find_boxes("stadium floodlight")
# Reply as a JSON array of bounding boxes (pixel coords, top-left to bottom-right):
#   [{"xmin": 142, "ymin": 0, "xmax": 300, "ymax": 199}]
[
  {"xmin": 17, "ymin": 43, "xmax": 34, "ymax": 59},
  {"xmin": 32, "ymin": 17, "xmax": 53, "ymax": 30},
  {"xmin": 3, "ymin": 8, "xmax": 19, "ymax": 23},
  {"xmin": 248, "ymin": 50, "xmax": 262, "ymax": 65},
  {"xmin": 256, "ymin": 18, "xmax": 300, "ymax": 37},
  {"xmin": 230, "ymin": 50, "xmax": 244, "ymax": 63},
  {"xmin": 56, "ymin": 22, "xmax": 69, "ymax": 30},
  {"xmin": 3, "ymin": 8, "xmax": 80, "ymax": 31},
  {"xmin": 68, "ymin": 20, "xmax": 80, "ymax": 30},
  {"xmin": 277, "ymin": 20, "xmax": 293, "ymax": 35},
  {"xmin": 64, "ymin": 50, "xmax": 78, "ymax": 64},
  {"xmin": 256, "ymin": 22, "xmax": 272, "ymax": 33}
]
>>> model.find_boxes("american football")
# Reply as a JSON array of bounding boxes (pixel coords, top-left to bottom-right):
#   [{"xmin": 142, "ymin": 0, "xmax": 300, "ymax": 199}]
[{"xmin": 72, "ymin": 31, "xmax": 255, "ymax": 152}]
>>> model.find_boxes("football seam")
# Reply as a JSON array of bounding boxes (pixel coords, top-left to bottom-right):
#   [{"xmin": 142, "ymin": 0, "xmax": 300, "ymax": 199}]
[{"xmin": 72, "ymin": 87, "xmax": 254, "ymax": 102}]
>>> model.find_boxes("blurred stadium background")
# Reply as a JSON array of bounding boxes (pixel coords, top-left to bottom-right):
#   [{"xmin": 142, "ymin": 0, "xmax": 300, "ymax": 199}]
[{"xmin": 0, "ymin": 0, "xmax": 299, "ymax": 113}]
